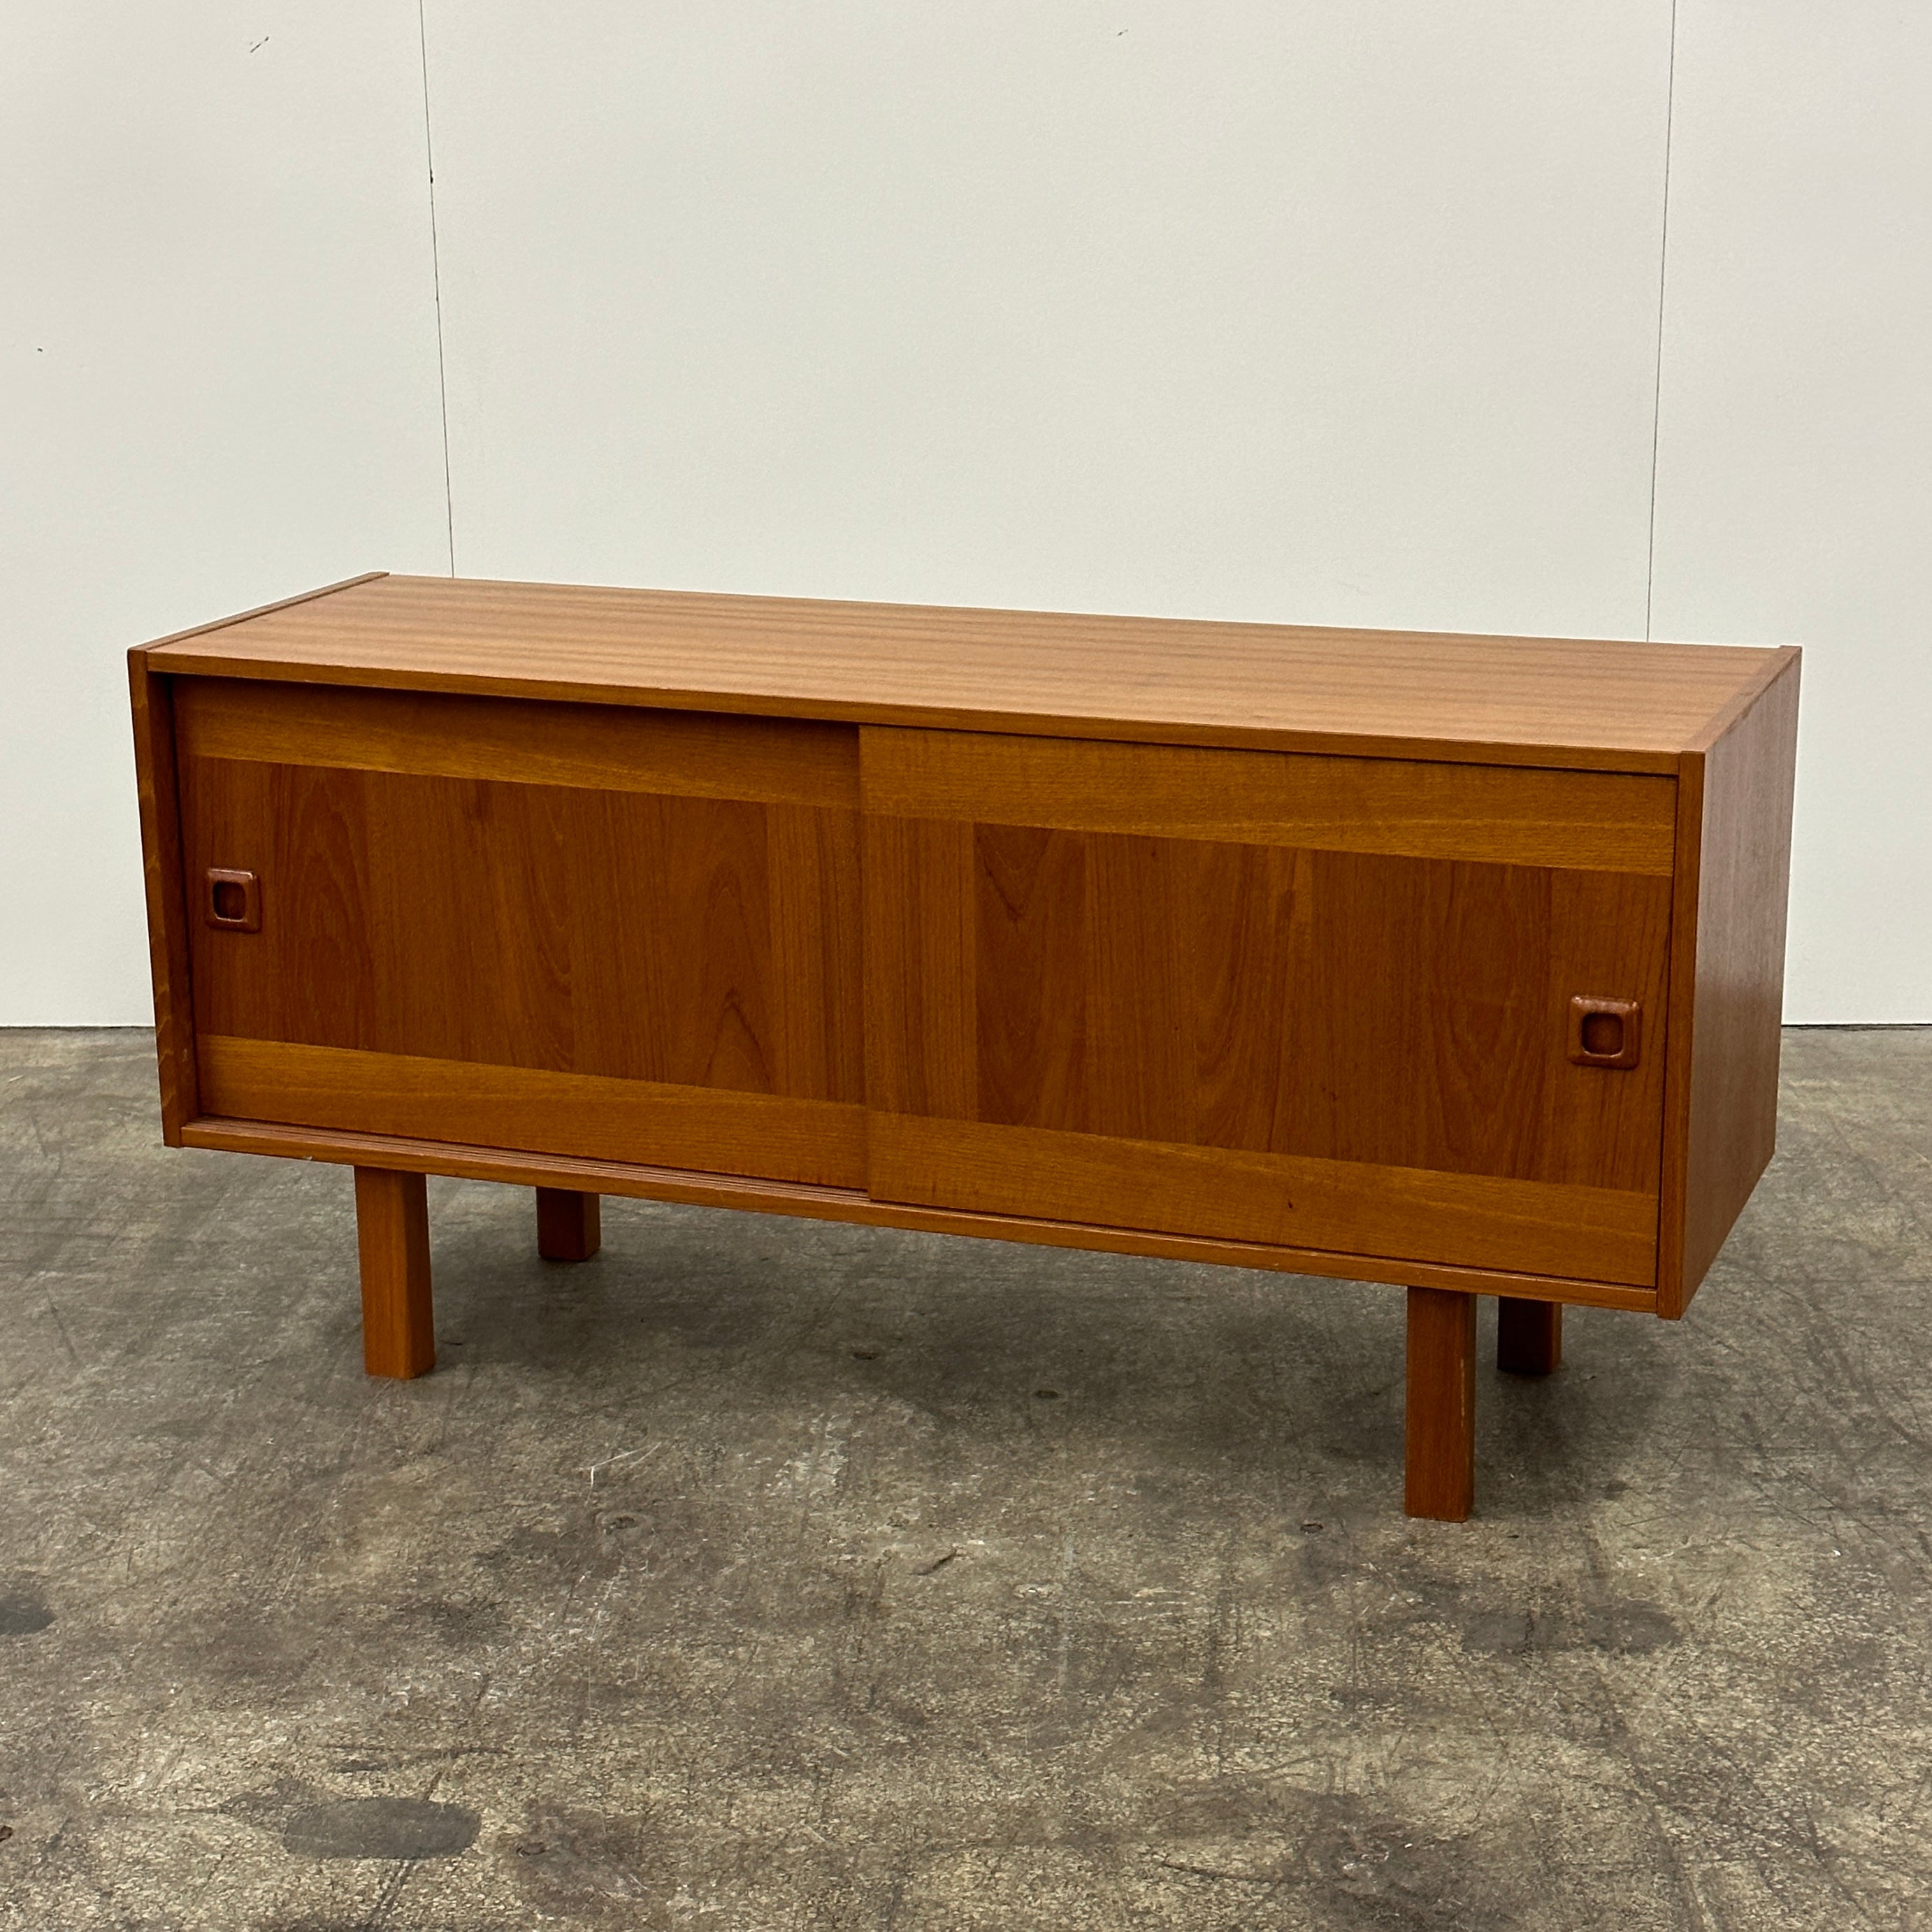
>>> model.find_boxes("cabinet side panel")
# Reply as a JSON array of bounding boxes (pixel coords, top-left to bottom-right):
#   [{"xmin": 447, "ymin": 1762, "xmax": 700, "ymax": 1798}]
[
  {"xmin": 127, "ymin": 655, "xmax": 196, "ymax": 1140},
  {"xmin": 1660, "ymin": 654, "xmax": 1801, "ymax": 1314}
]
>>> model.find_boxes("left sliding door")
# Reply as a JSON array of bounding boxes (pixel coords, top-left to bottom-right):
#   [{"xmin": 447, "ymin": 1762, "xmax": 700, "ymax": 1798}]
[{"xmin": 173, "ymin": 677, "xmax": 865, "ymax": 1187}]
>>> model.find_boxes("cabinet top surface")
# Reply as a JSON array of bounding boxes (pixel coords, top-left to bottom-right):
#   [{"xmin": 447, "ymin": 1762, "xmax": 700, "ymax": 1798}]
[{"xmin": 143, "ymin": 573, "xmax": 1796, "ymax": 770}]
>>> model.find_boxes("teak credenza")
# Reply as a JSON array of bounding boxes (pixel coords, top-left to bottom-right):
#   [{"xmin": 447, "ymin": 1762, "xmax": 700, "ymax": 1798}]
[{"xmin": 129, "ymin": 573, "xmax": 1801, "ymax": 1519}]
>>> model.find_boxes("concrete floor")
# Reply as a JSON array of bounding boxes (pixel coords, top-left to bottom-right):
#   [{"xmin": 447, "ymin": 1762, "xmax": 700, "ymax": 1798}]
[{"xmin": 1, "ymin": 1030, "xmax": 1928, "ymax": 1931}]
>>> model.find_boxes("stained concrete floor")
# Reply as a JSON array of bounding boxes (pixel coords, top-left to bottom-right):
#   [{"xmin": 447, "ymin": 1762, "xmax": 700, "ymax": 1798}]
[{"xmin": 1, "ymin": 1028, "xmax": 1929, "ymax": 1930}]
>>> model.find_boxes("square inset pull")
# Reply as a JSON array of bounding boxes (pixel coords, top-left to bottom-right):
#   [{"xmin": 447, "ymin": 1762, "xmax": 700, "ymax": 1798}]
[
  {"xmin": 1569, "ymin": 995, "xmax": 1640, "ymax": 1069},
  {"xmin": 206, "ymin": 867, "xmax": 261, "ymax": 932}
]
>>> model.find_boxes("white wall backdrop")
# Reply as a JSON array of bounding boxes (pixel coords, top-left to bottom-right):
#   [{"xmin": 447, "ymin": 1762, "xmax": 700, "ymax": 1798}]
[
  {"xmin": 424, "ymin": 1, "xmax": 1672, "ymax": 635},
  {"xmin": 1648, "ymin": 4, "xmax": 1932, "ymax": 1024},
  {"xmin": 3, "ymin": 2, "xmax": 1926, "ymax": 1024},
  {"xmin": 0, "ymin": 2, "xmax": 451, "ymax": 1025}
]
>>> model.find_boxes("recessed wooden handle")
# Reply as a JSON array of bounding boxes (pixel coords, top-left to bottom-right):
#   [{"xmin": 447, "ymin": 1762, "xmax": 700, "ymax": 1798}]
[
  {"xmin": 206, "ymin": 867, "xmax": 261, "ymax": 932},
  {"xmin": 1569, "ymin": 995, "xmax": 1640, "ymax": 1069}
]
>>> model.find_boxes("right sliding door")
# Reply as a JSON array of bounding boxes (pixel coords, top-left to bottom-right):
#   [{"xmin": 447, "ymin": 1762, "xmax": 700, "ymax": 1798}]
[{"xmin": 861, "ymin": 728, "xmax": 1675, "ymax": 1288}]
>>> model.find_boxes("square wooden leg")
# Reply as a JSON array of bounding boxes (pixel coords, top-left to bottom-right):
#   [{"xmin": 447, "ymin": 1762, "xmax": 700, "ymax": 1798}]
[
  {"xmin": 354, "ymin": 1167, "xmax": 435, "ymax": 1378},
  {"xmin": 1497, "ymin": 1296, "xmax": 1563, "ymax": 1376},
  {"xmin": 535, "ymin": 1188, "xmax": 601, "ymax": 1262},
  {"xmin": 1405, "ymin": 1287, "xmax": 1476, "ymax": 1521}
]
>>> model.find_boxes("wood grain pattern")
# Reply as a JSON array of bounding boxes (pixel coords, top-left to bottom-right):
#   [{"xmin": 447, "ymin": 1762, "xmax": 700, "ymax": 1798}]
[
  {"xmin": 1406, "ymin": 1288, "xmax": 1476, "ymax": 1520},
  {"xmin": 1658, "ymin": 652, "xmax": 1803, "ymax": 1315},
  {"xmin": 870, "ymin": 1113, "xmax": 1658, "ymax": 1285},
  {"xmin": 136, "ymin": 571, "xmax": 389, "ymax": 651},
  {"xmin": 145, "ymin": 573, "xmax": 1790, "ymax": 774},
  {"xmin": 127, "ymin": 658, "xmax": 196, "ymax": 1141},
  {"xmin": 176, "ymin": 676, "xmax": 858, "ymax": 809},
  {"xmin": 354, "ymin": 1166, "xmax": 435, "ymax": 1378},
  {"xmin": 863, "ymin": 815, "xmax": 978, "ymax": 1120},
  {"xmin": 177, "ymin": 753, "xmax": 864, "ymax": 1105},
  {"xmin": 535, "ymin": 1188, "xmax": 600, "ymax": 1262},
  {"xmin": 180, "ymin": 1115, "xmax": 1661, "ymax": 1312},
  {"xmin": 863, "ymin": 726, "xmax": 1678, "ymax": 874},
  {"xmin": 865, "ymin": 791, "xmax": 1672, "ymax": 1197},
  {"xmin": 1497, "ymin": 1297, "xmax": 1563, "ymax": 1375},
  {"xmin": 200, "ymin": 1036, "xmax": 866, "ymax": 1188}
]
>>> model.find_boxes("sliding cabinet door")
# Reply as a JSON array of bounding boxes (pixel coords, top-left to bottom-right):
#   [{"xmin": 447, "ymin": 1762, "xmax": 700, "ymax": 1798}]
[
  {"xmin": 862, "ymin": 728, "xmax": 1675, "ymax": 1285},
  {"xmin": 175, "ymin": 678, "xmax": 864, "ymax": 1185}
]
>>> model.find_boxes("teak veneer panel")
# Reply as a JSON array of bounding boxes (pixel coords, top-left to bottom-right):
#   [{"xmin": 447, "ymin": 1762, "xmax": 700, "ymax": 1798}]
[
  {"xmin": 863, "ymin": 798, "xmax": 1673, "ymax": 1197},
  {"xmin": 1658, "ymin": 654, "xmax": 1803, "ymax": 1314},
  {"xmin": 128, "ymin": 654, "xmax": 196, "ymax": 1141},
  {"xmin": 179, "ymin": 751, "xmax": 864, "ymax": 1106},
  {"xmin": 199, "ymin": 1036, "xmax": 866, "ymax": 1189},
  {"xmin": 870, "ymin": 1114, "xmax": 1657, "ymax": 1286},
  {"xmin": 862, "ymin": 727, "xmax": 1678, "ymax": 875},
  {"xmin": 175, "ymin": 676, "xmax": 859, "ymax": 810},
  {"xmin": 146, "ymin": 573, "xmax": 1793, "ymax": 773}
]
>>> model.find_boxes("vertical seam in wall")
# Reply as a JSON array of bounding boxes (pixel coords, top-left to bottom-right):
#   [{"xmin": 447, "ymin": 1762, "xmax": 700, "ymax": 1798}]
[
  {"xmin": 1644, "ymin": 0, "xmax": 1680, "ymax": 642},
  {"xmin": 417, "ymin": 0, "xmax": 456, "ymax": 576}
]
